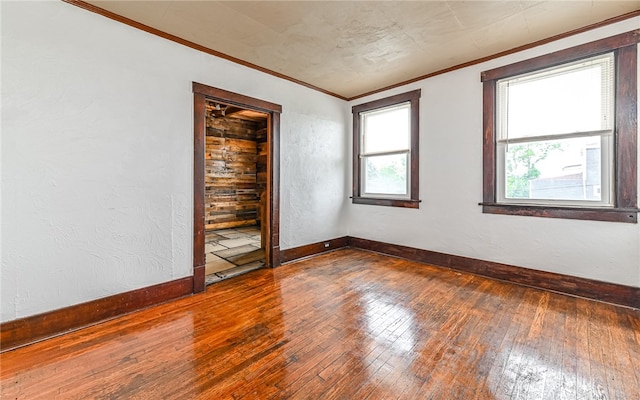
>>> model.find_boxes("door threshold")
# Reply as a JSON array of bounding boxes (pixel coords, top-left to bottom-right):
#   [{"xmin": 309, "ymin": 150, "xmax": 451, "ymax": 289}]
[{"xmin": 205, "ymin": 261, "xmax": 264, "ymax": 286}]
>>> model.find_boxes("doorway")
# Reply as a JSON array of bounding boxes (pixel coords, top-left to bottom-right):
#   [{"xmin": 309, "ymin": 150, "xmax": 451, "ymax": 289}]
[
  {"xmin": 192, "ymin": 82, "xmax": 281, "ymax": 293},
  {"xmin": 203, "ymin": 102, "xmax": 268, "ymax": 285}
]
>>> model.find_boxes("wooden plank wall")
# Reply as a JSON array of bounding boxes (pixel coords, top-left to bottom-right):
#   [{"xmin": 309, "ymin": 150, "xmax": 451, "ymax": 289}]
[
  {"xmin": 256, "ymin": 124, "xmax": 267, "ymax": 225},
  {"xmin": 205, "ymin": 112, "xmax": 264, "ymax": 230}
]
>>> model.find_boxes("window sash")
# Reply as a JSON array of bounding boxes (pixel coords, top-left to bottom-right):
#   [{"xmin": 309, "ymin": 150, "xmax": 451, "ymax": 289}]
[
  {"xmin": 359, "ymin": 102, "xmax": 411, "ymax": 198},
  {"xmin": 361, "ymin": 102, "xmax": 411, "ymax": 155},
  {"xmin": 495, "ymin": 52, "xmax": 615, "ymax": 208},
  {"xmin": 496, "ymin": 133, "xmax": 613, "ymax": 207},
  {"xmin": 496, "ymin": 129, "xmax": 612, "ymax": 145},
  {"xmin": 360, "ymin": 151, "xmax": 411, "ymax": 198},
  {"xmin": 497, "ymin": 53, "xmax": 615, "ymax": 142},
  {"xmin": 359, "ymin": 149, "xmax": 410, "ymax": 158}
]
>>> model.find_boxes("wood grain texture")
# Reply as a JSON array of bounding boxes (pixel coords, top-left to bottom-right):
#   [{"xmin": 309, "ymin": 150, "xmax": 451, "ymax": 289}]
[
  {"xmin": 204, "ymin": 113, "xmax": 263, "ymax": 230},
  {"xmin": 268, "ymin": 112, "xmax": 281, "ymax": 268},
  {"xmin": 193, "ymin": 83, "xmax": 282, "ymax": 114},
  {"xmin": 481, "ymin": 203, "xmax": 638, "ymax": 223},
  {"xmin": 193, "ymin": 92, "xmax": 206, "ymax": 289},
  {"xmin": 193, "ymin": 265, "xmax": 205, "ymax": 294},
  {"xmin": 192, "ymin": 82, "xmax": 281, "ymax": 275},
  {"xmin": 351, "ymin": 197, "xmax": 421, "ymax": 208},
  {"xmin": 0, "ymin": 277, "xmax": 193, "ymax": 353},
  {"xmin": 279, "ymin": 236, "xmax": 349, "ymax": 264},
  {"xmin": 256, "ymin": 124, "xmax": 268, "ymax": 225},
  {"xmin": 482, "ymin": 81, "xmax": 496, "ymax": 204},
  {"xmin": 351, "ymin": 108, "xmax": 360, "ymax": 203},
  {"xmin": 2, "ymin": 249, "xmax": 638, "ymax": 399},
  {"xmin": 616, "ymin": 44, "xmax": 638, "ymax": 209},
  {"xmin": 348, "ymin": 237, "xmax": 640, "ymax": 309}
]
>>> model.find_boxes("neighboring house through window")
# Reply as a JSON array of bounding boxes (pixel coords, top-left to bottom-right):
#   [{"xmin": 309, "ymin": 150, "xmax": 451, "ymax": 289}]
[
  {"xmin": 352, "ymin": 89, "xmax": 421, "ymax": 208},
  {"xmin": 481, "ymin": 31, "xmax": 639, "ymax": 223}
]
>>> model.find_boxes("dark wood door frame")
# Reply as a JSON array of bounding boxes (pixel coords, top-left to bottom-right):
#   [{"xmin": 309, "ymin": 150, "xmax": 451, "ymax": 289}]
[{"xmin": 192, "ymin": 82, "xmax": 281, "ymax": 292}]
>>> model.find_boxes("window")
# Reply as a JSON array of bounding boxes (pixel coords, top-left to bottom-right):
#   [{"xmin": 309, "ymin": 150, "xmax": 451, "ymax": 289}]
[
  {"xmin": 497, "ymin": 53, "xmax": 614, "ymax": 206},
  {"xmin": 352, "ymin": 90, "xmax": 421, "ymax": 208},
  {"xmin": 481, "ymin": 31, "xmax": 638, "ymax": 223}
]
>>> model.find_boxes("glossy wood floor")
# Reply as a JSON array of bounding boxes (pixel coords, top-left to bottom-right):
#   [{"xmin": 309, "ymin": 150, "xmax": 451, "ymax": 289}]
[{"xmin": 2, "ymin": 249, "xmax": 639, "ymax": 399}]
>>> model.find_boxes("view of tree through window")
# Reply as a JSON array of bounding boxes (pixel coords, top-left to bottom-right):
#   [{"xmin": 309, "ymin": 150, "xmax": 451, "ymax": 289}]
[
  {"xmin": 482, "ymin": 30, "xmax": 638, "ymax": 222},
  {"xmin": 497, "ymin": 52, "xmax": 613, "ymax": 206},
  {"xmin": 506, "ymin": 142, "xmax": 562, "ymax": 198},
  {"xmin": 352, "ymin": 89, "xmax": 420, "ymax": 208},
  {"xmin": 505, "ymin": 137, "xmax": 605, "ymax": 201},
  {"xmin": 360, "ymin": 103, "xmax": 410, "ymax": 197},
  {"xmin": 364, "ymin": 153, "xmax": 407, "ymax": 195}
]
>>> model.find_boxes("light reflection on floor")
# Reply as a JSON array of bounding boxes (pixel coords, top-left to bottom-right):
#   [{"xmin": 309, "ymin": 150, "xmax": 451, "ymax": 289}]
[
  {"xmin": 3, "ymin": 249, "xmax": 638, "ymax": 399},
  {"xmin": 362, "ymin": 291, "xmax": 416, "ymax": 354}
]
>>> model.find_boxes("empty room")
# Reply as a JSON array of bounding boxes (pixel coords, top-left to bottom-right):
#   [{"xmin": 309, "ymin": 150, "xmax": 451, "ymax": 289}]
[{"xmin": 1, "ymin": 1, "xmax": 639, "ymax": 399}]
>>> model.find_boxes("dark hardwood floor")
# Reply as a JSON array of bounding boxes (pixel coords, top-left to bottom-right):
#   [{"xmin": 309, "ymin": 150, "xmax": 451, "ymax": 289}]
[{"xmin": 2, "ymin": 248, "xmax": 639, "ymax": 399}]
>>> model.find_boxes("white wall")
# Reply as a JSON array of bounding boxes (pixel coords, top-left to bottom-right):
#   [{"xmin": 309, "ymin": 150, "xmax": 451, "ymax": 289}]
[
  {"xmin": 1, "ymin": 1, "xmax": 349, "ymax": 322},
  {"xmin": 348, "ymin": 18, "xmax": 640, "ymax": 288}
]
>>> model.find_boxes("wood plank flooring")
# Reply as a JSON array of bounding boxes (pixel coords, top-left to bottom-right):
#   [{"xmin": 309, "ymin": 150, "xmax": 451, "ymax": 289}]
[{"xmin": 1, "ymin": 248, "xmax": 639, "ymax": 399}]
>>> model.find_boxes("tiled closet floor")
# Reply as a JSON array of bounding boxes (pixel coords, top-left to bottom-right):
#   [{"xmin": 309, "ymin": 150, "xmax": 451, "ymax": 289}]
[{"xmin": 204, "ymin": 225, "xmax": 265, "ymax": 285}]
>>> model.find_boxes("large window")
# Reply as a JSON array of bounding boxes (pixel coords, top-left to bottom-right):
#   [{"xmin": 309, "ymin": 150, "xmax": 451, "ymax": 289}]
[
  {"xmin": 481, "ymin": 31, "xmax": 638, "ymax": 223},
  {"xmin": 352, "ymin": 90, "xmax": 421, "ymax": 208},
  {"xmin": 497, "ymin": 53, "xmax": 614, "ymax": 206}
]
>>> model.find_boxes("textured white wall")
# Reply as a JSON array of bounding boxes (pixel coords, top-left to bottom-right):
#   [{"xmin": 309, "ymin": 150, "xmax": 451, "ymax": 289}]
[
  {"xmin": 1, "ymin": 1, "xmax": 348, "ymax": 322},
  {"xmin": 348, "ymin": 18, "xmax": 640, "ymax": 288}
]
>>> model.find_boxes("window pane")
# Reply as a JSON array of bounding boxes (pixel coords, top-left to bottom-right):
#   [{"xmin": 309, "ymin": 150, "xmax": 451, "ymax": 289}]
[
  {"xmin": 363, "ymin": 103, "xmax": 410, "ymax": 153},
  {"xmin": 364, "ymin": 153, "xmax": 408, "ymax": 195},
  {"xmin": 505, "ymin": 136, "xmax": 605, "ymax": 201},
  {"xmin": 498, "ymin": 53, "xmax": 613, "ymax": 139}
]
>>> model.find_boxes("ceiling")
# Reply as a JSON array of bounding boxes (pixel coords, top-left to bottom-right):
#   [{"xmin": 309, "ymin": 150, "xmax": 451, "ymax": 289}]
[
  {"xmin": 206, "ymin": 101, "xmax": 268, "ymax": 122},
  {"xmin": 83, "ymin": 1, "xmax": 640, "ymax": 99}
]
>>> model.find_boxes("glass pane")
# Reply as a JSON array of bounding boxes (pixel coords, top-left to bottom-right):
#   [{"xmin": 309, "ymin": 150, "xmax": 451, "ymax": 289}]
[
  {"xmin": 498, "ymin": 54, "xmax": 613, "ymax": 139},
  {"xmin": 363, "ymin": 103, "xmax": 410, "ymax": 153},
  {"xmin": 505, "ymin": 136, "xmax": 603, "ymax": 201},
  {"xmin": 364, "ymin": 153, "xmax": 408, "ymax": 195}
]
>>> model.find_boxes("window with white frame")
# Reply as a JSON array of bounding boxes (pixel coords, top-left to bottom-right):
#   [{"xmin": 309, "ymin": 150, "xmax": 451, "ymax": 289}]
[
  {"xmin": 352, "ymin": 90, "xmax": 421, "ymax": 208},
  {"xmin": 361, "ymin": 103, "xmax": 411, "ymax": 197},
  {"xmin": 496, "ymin": 53, "xmax": 614, "ymax": 206}
]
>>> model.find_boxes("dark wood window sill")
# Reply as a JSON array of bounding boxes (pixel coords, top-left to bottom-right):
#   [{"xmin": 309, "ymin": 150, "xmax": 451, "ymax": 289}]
[
  {"xmin": 480, "ymin": 203, "xmax": 638, "ymax": 223},
  {"xmin": 353, "ymin": 197, "xmax": 421, "ymax": 209}
]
